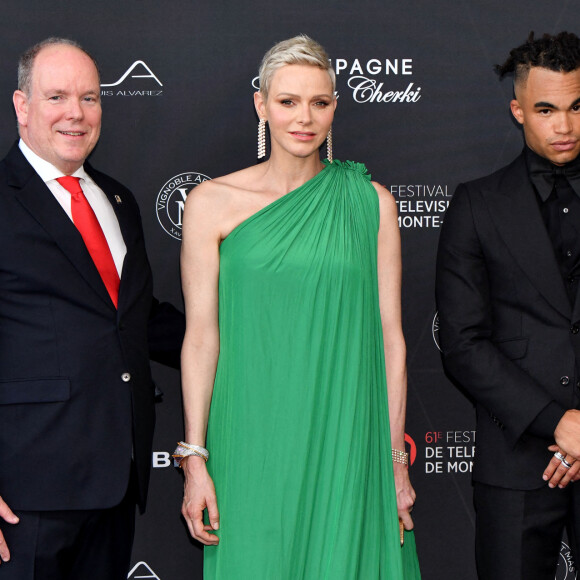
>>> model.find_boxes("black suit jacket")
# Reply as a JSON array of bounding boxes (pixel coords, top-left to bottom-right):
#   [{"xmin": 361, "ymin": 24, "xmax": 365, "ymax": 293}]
[
  {"xmin": 0, "ymin": 143, "xmax": 184, "ymax": 511},
  {"xmin": 436, "ymin": 151, "xmax": 580, "ymax": 490}
]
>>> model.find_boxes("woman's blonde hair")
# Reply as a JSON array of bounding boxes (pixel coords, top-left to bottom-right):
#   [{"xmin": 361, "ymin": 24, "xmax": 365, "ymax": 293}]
[{"xmin": 258, "ymin": 34, "xmax": 336, "ymax": 100}]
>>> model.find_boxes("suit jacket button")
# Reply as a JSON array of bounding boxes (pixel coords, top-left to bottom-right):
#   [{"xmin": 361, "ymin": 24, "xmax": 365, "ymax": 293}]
[
  {"xmin": 122, "ymin": 373, "xmax": 131, "ymax": 382},
  {"xmin": 571, "ymin": 326, "xmax": 579, "ymax": 334},
  {"xmin": 560, "ymin": 376, "xmax": 570, "ymax": 385}
]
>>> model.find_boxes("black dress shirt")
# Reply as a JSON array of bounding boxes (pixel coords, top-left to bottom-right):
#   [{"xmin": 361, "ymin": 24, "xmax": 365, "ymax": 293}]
[{"xmin": 525, "ymin": 147, "xmax": 580, "ymax": 438}]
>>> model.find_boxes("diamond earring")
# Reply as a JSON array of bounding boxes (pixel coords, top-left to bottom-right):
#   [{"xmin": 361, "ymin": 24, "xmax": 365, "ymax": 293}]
[
  {"xmin": 258, "ymin": 118, "xmax": 267, "ymax": 159},
  {"xmin": 326, "ymin": 126, "xmax": 333, "ymax": 164}
]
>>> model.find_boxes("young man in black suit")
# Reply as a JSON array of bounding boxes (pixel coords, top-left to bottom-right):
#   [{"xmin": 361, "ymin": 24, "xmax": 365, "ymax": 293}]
[
  {"xmin": 0, "ymin": 38, "xmax": 184, "ymax": 579},
  {"xmin": 437, "ymin": 32, "xmax": 580, "ymax": 579}
]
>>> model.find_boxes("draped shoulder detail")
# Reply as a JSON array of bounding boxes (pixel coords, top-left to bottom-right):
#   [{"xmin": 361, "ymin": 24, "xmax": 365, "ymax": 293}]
[{"xmin": 325, "ymin": 158, "xmax": 372, "ymax": 181}]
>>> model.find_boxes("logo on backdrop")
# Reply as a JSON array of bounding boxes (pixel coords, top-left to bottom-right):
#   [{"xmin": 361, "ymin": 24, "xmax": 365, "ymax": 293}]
[
  {"xmin": 152, "ymin": 451, "xmax": 172, "ymax": 468},
  {"xmin": 432, "ymin": 311, "xmax": 440, "ymax": 351},
  {"xmin": 101, "ymin": 61, "xmax": 163, "ymax": 97},
  {"xmin": 557, "ymin": 542, "xmax": 577, "ymax": 580},
  {"xmin": 405, "ymin": 433, "xmax": 417, "ymax": 466},
  {"xmin": 424, "ymin": 429, "xmax": 476, "ymax": 475},
  {"xmin": 333, "ymin": 57, "xmax": 421, "ymax": 104},
  {"xmin": 156, "ymin": 172, "xmax": 211, "ymax": 240},
  {"xmin": 127, "ymin": 561, "xmax": 161, "ymax": 579},
  {"xmin": 391, "ymin": 185, "xmax": 451, "ymax": 229}
]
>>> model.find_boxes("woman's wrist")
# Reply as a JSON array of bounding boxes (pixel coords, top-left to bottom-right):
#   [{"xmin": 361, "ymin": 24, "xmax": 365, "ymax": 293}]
[
  {"xmin": 391, "ymin": 448, "xmax": 409, "ymax": 466},
  {"xmin": 181, "ymin": 454, "xmax": 208, "ymax": 470},
  {"xmin": 173, "ymin": 441, "xmax": 209, "ymax": 467}
]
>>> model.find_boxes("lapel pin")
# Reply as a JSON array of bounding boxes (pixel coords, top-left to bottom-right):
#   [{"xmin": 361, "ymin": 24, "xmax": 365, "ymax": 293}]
[{"xmin": 114, "ymin": 195, "xmax": 122, "ymax": 204}]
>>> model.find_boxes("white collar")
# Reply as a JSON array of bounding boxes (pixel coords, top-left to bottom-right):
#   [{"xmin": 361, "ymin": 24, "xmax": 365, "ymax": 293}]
[{"xmin": 18, "ymin": 139, "xmax": 89, "ymax": 184}]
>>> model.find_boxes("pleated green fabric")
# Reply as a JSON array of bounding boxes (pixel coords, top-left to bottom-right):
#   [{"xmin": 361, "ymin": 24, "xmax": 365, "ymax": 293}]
[{"xmin": 204, "ymin": 160, "xmax": 421, "ymax": 579}]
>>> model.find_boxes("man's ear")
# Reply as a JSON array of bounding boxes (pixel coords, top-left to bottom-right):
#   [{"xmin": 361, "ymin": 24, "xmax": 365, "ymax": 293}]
[
  {"xmin": 13, "ymin": 90, "xmax": 29, "ymax": 127},
  {"xmin": 510, "ymin": 99, "xmax": 524, "ymax": 126}
]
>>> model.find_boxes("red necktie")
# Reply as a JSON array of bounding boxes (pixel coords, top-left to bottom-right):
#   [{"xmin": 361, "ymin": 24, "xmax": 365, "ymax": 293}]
[{"xmin": 57, "ymin": 176, "xmax": 120, "ymax": 308}]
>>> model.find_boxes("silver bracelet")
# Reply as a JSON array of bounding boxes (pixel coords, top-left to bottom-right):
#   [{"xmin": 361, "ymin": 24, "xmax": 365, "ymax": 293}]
[{"xmin": 172, "ymin": 441, "xmax": 209, "ymax": 467}]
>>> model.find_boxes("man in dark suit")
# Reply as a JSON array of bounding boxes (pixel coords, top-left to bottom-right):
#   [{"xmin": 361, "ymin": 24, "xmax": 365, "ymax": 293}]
[
  {"xmin": 0, "ymin": 38, "xmax": 184, "ymax": 579},
  {"xmin": 436, "ymin": 32, "xmax": 580, "ymax": 579}
]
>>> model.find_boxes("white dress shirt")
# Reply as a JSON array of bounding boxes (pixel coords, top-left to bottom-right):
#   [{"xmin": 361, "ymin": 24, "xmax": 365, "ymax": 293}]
[{"xmin": 19, "ymin": 139, "xmax": 127, "ymax": 277}]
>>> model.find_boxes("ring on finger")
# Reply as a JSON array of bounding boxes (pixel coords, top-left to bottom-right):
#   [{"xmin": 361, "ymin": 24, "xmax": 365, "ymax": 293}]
[
  {"xmin": 562, "ymin": 458, "xmax": 572, "ymax": 469},
  {"xmin": 554, "ymin": 451, "xmax": 566, "ymax": 461}
]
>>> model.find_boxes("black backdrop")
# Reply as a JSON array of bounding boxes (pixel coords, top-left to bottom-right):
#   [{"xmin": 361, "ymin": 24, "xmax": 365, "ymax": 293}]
[{"xmin": 1, "ymin": 2, "xmax": 579, "ymax": 579}]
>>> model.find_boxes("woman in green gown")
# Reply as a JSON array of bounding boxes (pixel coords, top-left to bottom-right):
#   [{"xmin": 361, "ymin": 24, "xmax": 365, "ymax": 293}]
[{"xmin": 177, "ymin": 35, "xmax": 421, "ymax": 579}]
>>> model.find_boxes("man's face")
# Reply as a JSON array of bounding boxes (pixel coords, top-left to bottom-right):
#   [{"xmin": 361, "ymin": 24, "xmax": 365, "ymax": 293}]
[
  {"xmin": 13, "ymin": 44, "xmax": 101, "ymax": 175},
  {"xmin": 510, "ymin": 67, "xmax": 580, "ymax": 166}
]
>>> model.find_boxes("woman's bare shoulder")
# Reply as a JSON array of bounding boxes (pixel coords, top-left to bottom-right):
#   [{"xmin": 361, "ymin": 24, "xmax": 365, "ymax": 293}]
[
  {"xmin": 186, "ymin": 165, "xmax": 262, "ymax": 206},
  {"xmin": 189, "ymin": 165, "xmax": 263, "ymax": 201},
  {"xmin": 371, "ymin": 180, "xmax": 397, "ymax": 218}
]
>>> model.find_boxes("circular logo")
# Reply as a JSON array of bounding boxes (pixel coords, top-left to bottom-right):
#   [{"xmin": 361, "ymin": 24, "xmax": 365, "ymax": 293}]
[
  {"xmin": 404, "ymin": 433, "xmax": 417, "ymax": 466},
  {"xmin": 557, "ymin": 542, "xmax": 577, "ymax": 580},
  {"xmin": 156, "ymin": 172, "xmax": 211, "ymax": 240},
  {"xmin": 432, "ymin": 311, "xmax": 441, "ymax": 351}
]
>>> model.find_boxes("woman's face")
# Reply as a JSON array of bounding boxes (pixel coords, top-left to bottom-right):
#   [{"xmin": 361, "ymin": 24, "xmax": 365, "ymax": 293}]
[{"xmin": 256, "ymin": 64, "xmax": 336, "ymax": 160}]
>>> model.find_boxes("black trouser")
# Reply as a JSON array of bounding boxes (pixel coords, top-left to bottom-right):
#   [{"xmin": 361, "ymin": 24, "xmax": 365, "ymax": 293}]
[
  {"xmin": 0, "ymin": 486, "xmax": 135, "ymax": 580},
  {"xmin": 474, "ymin": 481, "xmax": 580, "ymax": 580}
]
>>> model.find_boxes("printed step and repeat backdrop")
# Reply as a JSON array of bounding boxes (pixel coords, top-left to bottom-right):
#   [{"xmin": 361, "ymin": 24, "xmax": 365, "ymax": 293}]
[{"xmin": 0, "ymin": 1, "xmax": 578, "ymax": 579}]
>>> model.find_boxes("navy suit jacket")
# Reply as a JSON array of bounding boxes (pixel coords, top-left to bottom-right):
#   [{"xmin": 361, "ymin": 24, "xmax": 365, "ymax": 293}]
[
  {"xmin": 436, "ymin": 151, "xmax": 580, "ymax": 490},
  {"xmin": 0, "ymin": 143, "xmax": 184, "ymax": 511}
]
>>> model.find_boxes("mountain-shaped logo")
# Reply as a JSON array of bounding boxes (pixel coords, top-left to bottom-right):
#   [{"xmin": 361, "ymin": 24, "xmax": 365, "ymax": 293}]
[
  {"xmin": 101, "ymin": 61, "xmax": 163, "ymax": 87},
  {"xmin": 127, "ymin": 561, "xmax": 161, "ymax": 579}
]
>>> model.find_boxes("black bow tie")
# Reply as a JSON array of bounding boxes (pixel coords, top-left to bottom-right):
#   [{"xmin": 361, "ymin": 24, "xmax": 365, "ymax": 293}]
[{"xmin": 526, "ymin": 147, "xmax": 580, "ymax": 201}]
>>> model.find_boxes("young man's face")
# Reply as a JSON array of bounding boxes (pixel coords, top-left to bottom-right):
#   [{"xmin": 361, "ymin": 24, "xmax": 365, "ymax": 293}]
[{"xmin": 510, "ymin": 67, "xmax": 580, "ymax": 166}]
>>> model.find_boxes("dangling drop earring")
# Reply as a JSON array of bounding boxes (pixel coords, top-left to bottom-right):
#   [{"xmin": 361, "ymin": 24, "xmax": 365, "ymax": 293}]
[
  {"xmin": 326, "ymin": 127, "xmax": 333, "ymax": 164},
  {"xmin": 257, "ymin": 118, "xmax": 267, "ymax": 159}
]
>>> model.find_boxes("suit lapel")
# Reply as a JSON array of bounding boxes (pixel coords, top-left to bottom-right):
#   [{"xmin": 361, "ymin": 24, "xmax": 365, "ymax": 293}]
[
  {"xmin": 7, "ymin": 145, "xmax": 115, "ymax": 310},
  {"xmin": 484, "ymin": 154, "xmax": 571, "ymax": 319}
]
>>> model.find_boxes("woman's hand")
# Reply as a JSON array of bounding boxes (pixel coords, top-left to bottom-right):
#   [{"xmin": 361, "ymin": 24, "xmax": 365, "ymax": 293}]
[
  {"xmin": 181, "ymin": 456, "xmax": 220, "ymax": 545},
  {"xmin": 393, "ymin": 462, "xmax": 415, "ymax": 531}
]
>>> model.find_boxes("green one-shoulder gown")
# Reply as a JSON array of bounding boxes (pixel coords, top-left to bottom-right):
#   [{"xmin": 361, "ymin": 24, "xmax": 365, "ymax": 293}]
[{"xmin": 204, "ymin": 160, "xmax": 421, "ymax": 579}]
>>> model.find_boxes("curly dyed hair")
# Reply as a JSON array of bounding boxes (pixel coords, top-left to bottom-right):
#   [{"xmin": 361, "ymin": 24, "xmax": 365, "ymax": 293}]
[{"xmin": 495, "ymin": 31, "xmax": 580, "ymax": 85}]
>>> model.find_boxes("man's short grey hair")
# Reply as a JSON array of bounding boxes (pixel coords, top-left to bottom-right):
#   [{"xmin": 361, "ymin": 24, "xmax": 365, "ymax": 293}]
[
  {"xmin": 258, "ymin": 34, "xmax": 336, "ymax": 100},
  {"xmin": 18, "ymin": 37, "xmax": 100, "ymax": 96}
]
